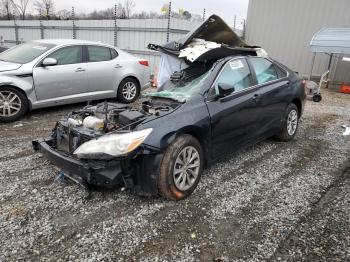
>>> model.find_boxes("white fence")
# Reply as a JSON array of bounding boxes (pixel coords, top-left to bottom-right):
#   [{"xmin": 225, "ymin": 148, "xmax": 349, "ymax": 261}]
[{"xmin": 0, "ymin": 18, "xmax": 198, "ymax": 71}]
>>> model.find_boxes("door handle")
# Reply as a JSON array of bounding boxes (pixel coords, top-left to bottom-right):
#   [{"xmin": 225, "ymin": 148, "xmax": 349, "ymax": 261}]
[
  {"xmin": 75, "ymin": 68, "xmax": 85, "ymax": 72},
  {"xmin": 115, "ymin": 64, "xmax": 123, "ymax": 68}
]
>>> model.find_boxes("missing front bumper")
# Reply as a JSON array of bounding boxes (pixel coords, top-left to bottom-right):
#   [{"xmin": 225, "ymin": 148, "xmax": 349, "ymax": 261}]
[{"xmin": 32, "ymin": 138, "xmax": 125, "ymax": 188}]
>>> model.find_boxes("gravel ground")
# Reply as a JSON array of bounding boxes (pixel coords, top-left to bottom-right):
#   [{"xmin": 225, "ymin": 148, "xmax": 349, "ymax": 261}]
[{"xmin": 0, "ymin": 89, "xmax": 349, "ymax": 261}]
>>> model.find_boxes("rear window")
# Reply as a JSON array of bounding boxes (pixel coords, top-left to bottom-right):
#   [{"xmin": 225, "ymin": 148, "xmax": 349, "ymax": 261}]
[
  {"xmin": 88, "ymin": 46, "xmax": 112, "ymax": 62},
  {"xmin": 250, "ymin": 57, "xmax": 278, "ymax": 84}
]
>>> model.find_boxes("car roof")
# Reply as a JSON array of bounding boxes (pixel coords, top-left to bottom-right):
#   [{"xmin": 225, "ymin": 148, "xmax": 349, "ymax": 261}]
[{"xmin": 33, "ymin": 39, "xmax": 114, "ymax": 48}]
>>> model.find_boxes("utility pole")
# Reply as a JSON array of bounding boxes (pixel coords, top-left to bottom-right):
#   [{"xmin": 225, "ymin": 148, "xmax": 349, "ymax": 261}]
[{"xmin": 166, "ymin": 1, "xmax": 172, "ymax": 42}]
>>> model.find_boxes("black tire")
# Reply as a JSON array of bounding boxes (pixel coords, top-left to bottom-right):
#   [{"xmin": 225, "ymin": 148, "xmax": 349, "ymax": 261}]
[
  {"xmin": 312, "ymin": 93, "xmax": 322, "ymax": 102},
  {"xmin": 117, "ymin": 77, "xmax": 140, "ymax": 103},
  {"xmin": 275, "ymin": 103, "xmax": 299, "ymax": 142},
  {"xmin": 0, "ymin": 86, "xmax": 29, "ymax": 123},
  {"xmin": 158, "ymin": 135, "xmax": 204, "ymax": 201}
]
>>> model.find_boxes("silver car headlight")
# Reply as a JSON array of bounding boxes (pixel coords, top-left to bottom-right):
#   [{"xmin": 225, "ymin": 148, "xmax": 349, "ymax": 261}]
[{"xmin": 73, "ymin": 128, "xmax": 153, "ymax": 159}]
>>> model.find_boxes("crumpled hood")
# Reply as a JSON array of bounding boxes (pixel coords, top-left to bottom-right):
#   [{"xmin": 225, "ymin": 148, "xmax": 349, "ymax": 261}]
[
  {"xmin": 0, "ymin": 61, "xmax": 22, "ymax": 72},
  {"xmin": 148, "ymin": 14, "xmax": 248, "ymax": 54}
]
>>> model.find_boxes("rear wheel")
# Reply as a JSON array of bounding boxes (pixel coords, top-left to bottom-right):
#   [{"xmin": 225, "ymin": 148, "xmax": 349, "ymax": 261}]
[
  {"xmin": 275, "ymin": 103, "xmax": 299, "ymax": 142},
  {"xmin": 158, "ymin": 135, "xmax": 204, "ymax": 201},
  {"xmin": 0, "ymin": 86, "xmax": 28, "ymax": 122},
  {"xmin": 117, "ymin": 77, "xmax": 140, "ymax": 103}
]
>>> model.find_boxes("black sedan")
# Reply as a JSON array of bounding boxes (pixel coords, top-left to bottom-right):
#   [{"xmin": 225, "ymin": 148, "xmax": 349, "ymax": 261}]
[{"xmin": 33, "ymin": 15, "xmax": 306, "ymax": 200}]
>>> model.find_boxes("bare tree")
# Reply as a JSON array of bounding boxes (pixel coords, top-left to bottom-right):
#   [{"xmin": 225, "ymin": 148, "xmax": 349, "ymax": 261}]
[
  {"xmin": 34, "ymin": 0, "xmax": 54, "ymax": 19},
  {"xmin": 1, "ymin": 0, "xmax": 13, "ymax": 20},
  {"xmin": 124, "ymin": 0, "xmax": 135, "ymax": 19},
  {"xmin": 11, "ymin": 0, "xmax": 30, "ymax": 20}
]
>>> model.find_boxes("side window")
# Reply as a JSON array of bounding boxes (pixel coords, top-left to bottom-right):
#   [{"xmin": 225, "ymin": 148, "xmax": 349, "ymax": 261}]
[
  {"xmin": 47, "ymin": 46, "xmax": 82, "ymax": 65},
  {"xmin": 214, "ymin": 59, "xmax": 254, "ymax": 95},
  {"xmin": 250, "ymin": 57, "xmax": 278, "ymax": 84},
  {"xmin": 110, "ymin": 48, "xmax": 118, "ymax": 59},
  {"xmin": 275, "ymin": 64, "xmax": 287, "ymax": 78},
  {"xmin": 88, "ymin": 46, "xmax": 112, "ymax": 62}
]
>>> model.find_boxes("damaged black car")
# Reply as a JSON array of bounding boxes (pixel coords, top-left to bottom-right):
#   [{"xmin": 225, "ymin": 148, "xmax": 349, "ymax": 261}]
[{"xmin": 33, "ymin": 15, "xmax": 306, "ymax": 200}]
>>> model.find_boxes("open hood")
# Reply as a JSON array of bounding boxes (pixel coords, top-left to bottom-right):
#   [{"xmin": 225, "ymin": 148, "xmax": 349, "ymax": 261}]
[
  {"xmin": 148, "ymin": 14, "xmax": 248, "ymax": 54},
  {"xmin": 178, "ymin": 14, "xmax": 247, "ymax": 49}
]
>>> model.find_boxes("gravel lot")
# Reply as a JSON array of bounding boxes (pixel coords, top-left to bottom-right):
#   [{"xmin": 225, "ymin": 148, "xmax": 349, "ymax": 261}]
[{"xmin": 0, "ymin": 88, "xmax": 349, "ymax": 261}]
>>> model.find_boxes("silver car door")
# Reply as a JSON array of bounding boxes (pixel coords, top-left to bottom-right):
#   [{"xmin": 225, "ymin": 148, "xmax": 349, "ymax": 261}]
[
  {"xmin": 33, "ymin": 45, "xmax": 88, "ymax": 101},
  {"xmin": 86, "ymin": 45, "xmax": 122, "ymax": 95}
]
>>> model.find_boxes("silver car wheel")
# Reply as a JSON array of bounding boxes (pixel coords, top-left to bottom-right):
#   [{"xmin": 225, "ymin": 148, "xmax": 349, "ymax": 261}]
[
  {"xmin": 0, "ymin": 91, "xmax": 22, "ymax": 117},
  {"xmin": 173, "ymin": 146, "xmax": 200, "ymax": 191},
  {"xmin": 287, "ymin": 109, "xmax": 298, "ymax": 136},
  {"xmin": 122, "ymin": 82, "xmax": 137, "ymax": 101}
]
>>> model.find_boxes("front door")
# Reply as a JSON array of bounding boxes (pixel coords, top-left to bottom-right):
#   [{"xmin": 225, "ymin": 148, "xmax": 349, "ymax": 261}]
[
  {"xmin": 33, "ymin": 45, "xmax": 88, "ymax": 102},
  {"xmin": 206, "ymin": 58, "xmax": 261, "ymax": 159}
]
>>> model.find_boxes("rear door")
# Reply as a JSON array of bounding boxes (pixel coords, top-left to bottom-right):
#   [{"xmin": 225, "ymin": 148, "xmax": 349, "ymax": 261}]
[
  {"xmin": 206, "ymin": 58, "xmax": 261, "ymax": 159},
  {"xmin": 33, "ymin": 45, "xmax": 88, "ymax": 101},
  {"xmin": 86, "ymin": 45, "xmax": 121, "ymax": 95},
  {"xmin": 248, "ymin": 57, "xmax": 290, "ymax": 135}
]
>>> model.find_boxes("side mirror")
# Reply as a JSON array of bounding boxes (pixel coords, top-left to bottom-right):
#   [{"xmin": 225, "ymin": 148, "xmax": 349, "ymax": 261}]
[
  {"xmin": 42, "ymin": 57, "xmax": 57, "ymax": 67},
  {"xmin": 218, "ymin": 83, "xmax": 235, "ymax": 97}
]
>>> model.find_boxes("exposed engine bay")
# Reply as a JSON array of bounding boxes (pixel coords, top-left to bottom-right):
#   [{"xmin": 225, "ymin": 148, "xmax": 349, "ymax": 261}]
[{"xmin": 52, "ymin": 99, "xmax": 178, "ymax": 154}]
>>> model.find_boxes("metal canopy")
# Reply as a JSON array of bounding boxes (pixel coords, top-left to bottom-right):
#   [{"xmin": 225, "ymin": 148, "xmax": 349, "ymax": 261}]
[{"xmin": 310, "ymin": 27, "xmax": 350, "ymax": 54}]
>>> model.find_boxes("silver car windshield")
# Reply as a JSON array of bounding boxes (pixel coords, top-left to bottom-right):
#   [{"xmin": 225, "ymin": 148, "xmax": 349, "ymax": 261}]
[
  {"xmin": 0, "ymin": 42, "xmax": 55, "ymax": 64},
  {"xmin": 146, "ymin": 71, "xmax": 211, "ymax": 102}
]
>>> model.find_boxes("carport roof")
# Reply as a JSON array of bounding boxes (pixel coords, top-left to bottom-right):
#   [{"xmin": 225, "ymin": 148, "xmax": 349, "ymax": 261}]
[{"xmin": 310, "ymin": 27, "xmax": 350, "ymax": 54}]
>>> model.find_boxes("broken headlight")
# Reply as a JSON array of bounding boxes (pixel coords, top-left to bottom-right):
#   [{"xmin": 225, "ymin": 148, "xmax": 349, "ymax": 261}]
[{"xmin": 73, "ymin": 128, "xmax": 153, "ymax": 159}]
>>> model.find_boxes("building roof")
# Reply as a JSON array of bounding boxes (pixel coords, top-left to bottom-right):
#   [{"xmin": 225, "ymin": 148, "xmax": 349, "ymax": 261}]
[{"xmin": 310, "ymin": 27, "xmax": 350, "ymax": 54}]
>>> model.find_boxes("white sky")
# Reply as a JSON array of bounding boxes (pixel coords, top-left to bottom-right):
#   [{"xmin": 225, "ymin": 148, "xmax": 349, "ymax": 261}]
[{"xmin": 27, "ymin": 0, "xmax": 249, "ymax": 25}]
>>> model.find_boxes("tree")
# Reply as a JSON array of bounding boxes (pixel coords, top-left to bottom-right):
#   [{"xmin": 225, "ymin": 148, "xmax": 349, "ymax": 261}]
[
  {"xmin": 11, "ymin": 0, "xmax": 30, "ymax": 20},
  {"xmin": 1, "ymin": 0, "xmax": 13, "ymax": 20},
  {"xmin": 56, "ymin": 9, "xmax": 70, "ymax": 20},
  {"xmin": 124, "ymin": 0, "xmax": 135, "ymax": 19},
  {"xmin": 34, "ymin": 0, "xmax": 54, "ymax": 19}
]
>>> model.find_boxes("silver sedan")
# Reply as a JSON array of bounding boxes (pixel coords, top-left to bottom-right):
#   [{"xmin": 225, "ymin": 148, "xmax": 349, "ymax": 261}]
[{"xmin": 0, "ymin": 39, "xmax": 150, "ymax": 122}]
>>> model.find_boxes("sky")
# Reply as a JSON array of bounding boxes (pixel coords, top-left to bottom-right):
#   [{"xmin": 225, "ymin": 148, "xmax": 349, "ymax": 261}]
[{"xmin": 32, "ymin": 0, "xmax": 249, "ymax": 26}]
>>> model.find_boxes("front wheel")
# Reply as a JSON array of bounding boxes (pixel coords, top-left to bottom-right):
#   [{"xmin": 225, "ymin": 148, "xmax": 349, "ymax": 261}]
[
  {"xmin": 0, "ymin": 87, "xmax": 28, "ymax": 122},
  {"xmin": 117, "ymin": 77, "xmax": 140, "ymax": 103},
  {"xmin": 275, "ymin": 103, "xmax": 299, "ymax": 142},
  {"xmin": 158, "ymin": 135, "xmax": 204, "ymax": 201}
]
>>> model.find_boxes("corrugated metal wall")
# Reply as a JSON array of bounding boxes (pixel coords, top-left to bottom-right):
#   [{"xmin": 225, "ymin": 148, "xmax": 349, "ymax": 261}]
[
  {"xmin": 0, "ymin": 18, "xmax": 197, "ymax": 72},
  {"xmin": 246, "ymin": 0, "xmax": 350, "ymax": 82}
]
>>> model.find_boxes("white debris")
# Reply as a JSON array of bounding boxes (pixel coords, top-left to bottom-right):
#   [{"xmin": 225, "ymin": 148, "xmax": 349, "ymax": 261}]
[{"xmin": 341, "ymin": 125, "xmax": 350, "ymax": 136}]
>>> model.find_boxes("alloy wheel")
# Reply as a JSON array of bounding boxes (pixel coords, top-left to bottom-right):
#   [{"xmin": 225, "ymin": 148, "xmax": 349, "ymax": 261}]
[
  {"xmin": 122, "ymin": 82, "xmax": 137, "ymax": 101},
  {"xmin": 0, "ymin": 91, "xmax": 22, "ymax": 117},
  {"xmin": 173, "ymin": 146, "xmax": 200, "ymax": 191},
  {"xmin": 287, "ymin": 109, "xmax": 298, "ymax": 136}
]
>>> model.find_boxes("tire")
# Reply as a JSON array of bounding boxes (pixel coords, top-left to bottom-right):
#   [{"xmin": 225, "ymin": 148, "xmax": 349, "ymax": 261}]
[
  {"xmin": 158, "ymin": 134, "xmax": 204, "ymax": 201},
  {"xmin": 275, "ymin": 103, "xmax": 299, "ymax": 142},
  {"xmin": 117, "ymin": 77, "xmax": 140, "ymax": 103},
  {"xmin": 0, "ymin": 86, "xmax": 29, "ymax": 122},
  {"xmin": 312, "ymin": 93, "xmax": 322, "ymax": 102}
]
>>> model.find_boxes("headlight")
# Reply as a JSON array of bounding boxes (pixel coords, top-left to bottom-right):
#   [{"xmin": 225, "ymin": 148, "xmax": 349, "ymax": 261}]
[{"xmin": 73, "ymin": 128, "xmax": 153, "ymax": 159}]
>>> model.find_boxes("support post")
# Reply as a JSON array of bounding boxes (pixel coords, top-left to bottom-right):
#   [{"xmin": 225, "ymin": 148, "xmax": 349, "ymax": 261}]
[
  {"xmin": 242, "ymin": 19, "xmax": 246, "ymax": 40},
  {"xmin": 308, "ymin": 52, "xmax": 316, "ymax": 81},
  {"xmin": 166, "ymin": 1, "xmax": 172, "ymax": 42},
  {"xmin": 13, "ymin": 12, "xmax": 19, "ymax": 45},
  {"xmin": 72, "ymin": 7, "xmax": 76, "ymax": 39},
  {"xmin": 326, "ymin": 53, "xmax": 333, "ymax": 88},
  {"xmin": 40, "ymin": 20, "xmax": 45, "ymax": 39},
  {"xmin": 114, "ymin": 4, "xmax": 118, "ymax": 46},
  {"xmin": 202, "ymin": 8, "xmax": 206, "ymax": 21}
]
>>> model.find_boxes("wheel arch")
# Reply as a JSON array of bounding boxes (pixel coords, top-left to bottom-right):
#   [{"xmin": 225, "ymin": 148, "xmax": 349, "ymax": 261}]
[
  {"xmin": 0, "ymin": 84, "xmax": 32, "ymax": 110},
  {"xmin": 291, "ymin": 97, "xmax": 302, "ymax": 117},
  {"xmin": 118, "ymin": 75, "xmax": 141, "ymax": 90}
]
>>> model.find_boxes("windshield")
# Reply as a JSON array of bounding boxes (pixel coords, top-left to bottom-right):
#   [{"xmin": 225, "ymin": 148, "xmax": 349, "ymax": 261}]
[
  {"xmin": 146, "ymin": 71, "xmax": 211, "ymax": 102},
  {"xmin": 0, "ymin": 42, "xmax": 55, "ymax": 64}
]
